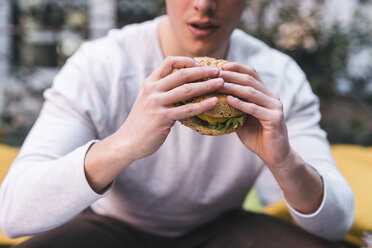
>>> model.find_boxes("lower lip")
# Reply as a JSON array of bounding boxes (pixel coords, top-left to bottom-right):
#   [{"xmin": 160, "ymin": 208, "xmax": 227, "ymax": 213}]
[{"xmin": 187, "ymin": 24, "xmax": 218, "ymax": 38}]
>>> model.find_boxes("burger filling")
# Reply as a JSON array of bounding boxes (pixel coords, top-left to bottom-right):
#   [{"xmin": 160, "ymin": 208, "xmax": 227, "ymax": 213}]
[
  {"xmin": 197, "ymin": 113, "xmax": 228, "ymax": 125},
  {"xmin": 197, "ymin": 113, "xmax": 245, "ymax": 132}
]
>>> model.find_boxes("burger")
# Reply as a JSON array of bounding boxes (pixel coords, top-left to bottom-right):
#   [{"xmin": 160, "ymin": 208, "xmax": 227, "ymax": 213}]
[{"xmin": 179, "ymin": 57, "xmax": 246, "ymax": 136}]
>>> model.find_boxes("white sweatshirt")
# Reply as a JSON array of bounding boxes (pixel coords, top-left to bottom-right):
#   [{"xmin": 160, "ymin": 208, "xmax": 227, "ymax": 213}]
[{"xmin": 0, "ymin": 17, "xmax": 354, "ymax": 240}]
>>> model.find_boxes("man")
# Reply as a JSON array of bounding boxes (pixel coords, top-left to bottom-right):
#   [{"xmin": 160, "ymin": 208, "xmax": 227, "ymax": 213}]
[{"xmin": 0, "ymin": 0, "xmax": 354, "ymax": 247}]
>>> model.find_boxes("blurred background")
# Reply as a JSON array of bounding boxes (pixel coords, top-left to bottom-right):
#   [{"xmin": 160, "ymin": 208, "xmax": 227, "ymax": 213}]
[{"xmin": 0, "ymin": 0, "xmax": 371, "ymax": 147}]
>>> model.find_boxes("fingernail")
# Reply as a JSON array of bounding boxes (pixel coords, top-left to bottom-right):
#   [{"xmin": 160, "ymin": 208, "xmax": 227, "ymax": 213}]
[
  {"xmin": 222, "ymin": 63, "xmax": 233, "ymax": 70},
  {"xmin": 209, "ymin": 97, "xmax": 218, "ymax": 103},
  {"xmin": 212, "ymin": 78, "xmax": 224, "ymax": 84}
]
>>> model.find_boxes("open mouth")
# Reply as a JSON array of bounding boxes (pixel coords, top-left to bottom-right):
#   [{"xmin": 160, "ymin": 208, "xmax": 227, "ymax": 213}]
[
  {"xmin": 188, "ymin": 22, "xmax": 219, "ymax": 37},
  {"xmin": 190, "ymin": 23, "xmax": 219, "ymax": 29}
]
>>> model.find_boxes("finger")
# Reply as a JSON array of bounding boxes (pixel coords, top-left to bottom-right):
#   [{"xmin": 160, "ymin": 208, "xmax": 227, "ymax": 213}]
[
  {"xmin": 158, "ymin": 66, "xmax": 220, "ymax": 92},
  {"xmin": 218, "ymin": 82, "xmax": 279, "ymax": 109},
  {"xmin": 167, "ymin": 97, "xmax": 218, "ymax": 121},
  {"xmin": 219, "ymin": 70, "xmax": 275, "ymax": 98},
  {"xmin": 161, "ymin": 78, "xmax": 224, "ymax": 105},
  {"xmin": 149, "ymin": 56, "xmax": 200, "ymax": 81},
  {"xmin": 222, "ymin": 62, "xmax": 262, "ymax": 82},
  {"xmin": 227, "ymin": 95, "xmax": 273, "ymax": 122}
]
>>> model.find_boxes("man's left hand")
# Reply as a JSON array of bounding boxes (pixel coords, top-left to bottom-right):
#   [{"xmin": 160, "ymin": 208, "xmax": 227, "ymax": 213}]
[{"xmin": 219, "ymin": 62, "xmax": 293, "ymax": 169}]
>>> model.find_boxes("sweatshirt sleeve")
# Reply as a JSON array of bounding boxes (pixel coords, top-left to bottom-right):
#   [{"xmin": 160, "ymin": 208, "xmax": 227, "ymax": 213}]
[
  {"xmin": 0, "ymin": 42, "xmax": 112, "ymax": 238},
  {"xmin": 282, "ymin": 59, "xmax": 355, "ymax": 240}
]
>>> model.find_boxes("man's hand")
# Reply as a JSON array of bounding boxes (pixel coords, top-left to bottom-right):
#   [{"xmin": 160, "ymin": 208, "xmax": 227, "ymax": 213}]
[
  {"xmin": 117, "ymin": 56, "xmax": 224, "ymax": 161},
  {"xmin": 85, "ymin": 56, "xmax": 224, "ymax": 192},
  {"xmin": 219, "ymin": 62, "xmax": 324, "ymax": 214},
  {"xmin": 219, "ymin": 62, "xmax": 291, "ymax": 168}
]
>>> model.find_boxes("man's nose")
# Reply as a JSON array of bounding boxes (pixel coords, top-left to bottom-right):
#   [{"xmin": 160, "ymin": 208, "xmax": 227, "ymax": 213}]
[{"xmin": 193, "ymin": 0, "xmax": 217, "ymax": 14}]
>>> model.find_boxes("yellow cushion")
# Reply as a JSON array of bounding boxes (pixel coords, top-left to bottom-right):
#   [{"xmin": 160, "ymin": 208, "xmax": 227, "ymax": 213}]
[
  {"xmin": 0, "ymin": 144, "xmax": 19, "ymax": 183},
  {"xmin": 264, "ymin": 145, "xmax": 372, "ymax": 246},
  {"xmin": 332, "ymin": 145, "xmax": 372, "ymax": 246},
  {"xmin": 0, "ymin": 144, "xmax": 29, "ymax": 245}
]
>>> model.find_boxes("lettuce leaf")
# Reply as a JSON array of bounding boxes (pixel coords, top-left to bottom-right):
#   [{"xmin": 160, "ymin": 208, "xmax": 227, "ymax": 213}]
[{"xmin": 205, "ymin": 115, "xmax": 245, "ymax": 131}]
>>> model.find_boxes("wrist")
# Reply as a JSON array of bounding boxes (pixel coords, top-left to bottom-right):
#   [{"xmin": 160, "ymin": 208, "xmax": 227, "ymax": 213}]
[
  {"xmin": 268, "ymin": 148, "xmax": 301, "ymax": 170},
  {"xmin": 272, "ymin": 157, "xmax": 303, "ymax": 181},
  {"xmin": 268, "ymin": 150, "xmax": 324, "ymax": 214},
  {"xmin": 84, "ymin": 133, "xmax": 135, "ymax": 193},
  {"xmin": 268, "ymin": 149, "xmax": 307, "ymax": 185},
  {"xmin": 105, "ymin": 131, "xmax": 136, "ymax": 167}
]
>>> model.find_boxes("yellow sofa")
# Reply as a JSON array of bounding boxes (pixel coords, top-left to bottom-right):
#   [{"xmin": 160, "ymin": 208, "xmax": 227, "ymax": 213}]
[
  {"xmin": 264, "ymin": 145, "xmax": 372, "ymax": 247},
  {"xmin": 0, "ymin": 144, "xmax": 30, "ymax": 245},
  {"xmin": 0, "ymin": 144, "xmax": 371, "ymax": 246}
]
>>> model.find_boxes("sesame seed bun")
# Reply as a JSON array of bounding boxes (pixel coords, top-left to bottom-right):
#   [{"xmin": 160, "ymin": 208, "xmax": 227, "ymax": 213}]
[{"xmin": 178, "ymin": 57, "xmax": 246, "ymax": 136}]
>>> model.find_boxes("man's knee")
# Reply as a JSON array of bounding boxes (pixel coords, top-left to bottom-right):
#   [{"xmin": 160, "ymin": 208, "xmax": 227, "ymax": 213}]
[
  {"xmin": 205, "ymin": 212, "xmax": 343, "ymax": 248},
  {"xmin": 13, "ymin": 214, "xmax": 125, "ymax": 248}
]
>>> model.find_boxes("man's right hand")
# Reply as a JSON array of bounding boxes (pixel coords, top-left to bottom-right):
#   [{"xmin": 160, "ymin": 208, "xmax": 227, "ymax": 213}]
[{"xmin": 84, "ymin": 56, "xmax": 224, "ymax": 193}]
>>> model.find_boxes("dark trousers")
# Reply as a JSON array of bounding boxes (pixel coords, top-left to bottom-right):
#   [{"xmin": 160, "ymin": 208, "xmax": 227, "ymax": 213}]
[{"xmin": 14, "ymin": 209, "xmax": 346, "ymax": 248}]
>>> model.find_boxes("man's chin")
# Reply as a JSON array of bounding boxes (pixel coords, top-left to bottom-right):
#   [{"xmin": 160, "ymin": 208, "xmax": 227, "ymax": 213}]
[
  {"xmin": 188, "ymin": 46, "xmax": 221, "ymax": 59},
  {"xmin": 186, "ymin": 39, "xmax": 227, "ymax": 59}
]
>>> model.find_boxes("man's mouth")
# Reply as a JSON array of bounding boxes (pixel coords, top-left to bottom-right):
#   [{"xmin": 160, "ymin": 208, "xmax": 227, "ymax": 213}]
[
  {"xmin": 188, "ymin": 21, "xmax": 219, "ymax": 37},
  {"xmin": 190, "ymin": 23, "xmax": 219, "ymax": 29}
]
